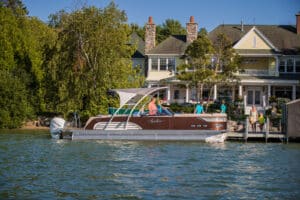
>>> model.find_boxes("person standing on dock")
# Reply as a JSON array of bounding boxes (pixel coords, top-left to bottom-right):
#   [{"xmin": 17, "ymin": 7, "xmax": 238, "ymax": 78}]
[
  {"xmin": 148, "ymin": 97, "xmax": 158, "ymax": 115},
  {"xmin": 258, "ymin": 112, "xmax": 265, "ymax": 132},
  {"xmin": 194, "ymin": 102, "xmax": 204, "ymax": 114},
  {"xmin": 249, "ymin": 105, "xmax": 258, "ymax": 132}
]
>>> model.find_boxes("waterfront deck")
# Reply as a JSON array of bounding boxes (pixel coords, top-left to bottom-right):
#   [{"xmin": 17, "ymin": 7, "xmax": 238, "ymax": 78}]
[{"xmin": 226, "ymin": 131, "xmax": 286, "ymax": 142}]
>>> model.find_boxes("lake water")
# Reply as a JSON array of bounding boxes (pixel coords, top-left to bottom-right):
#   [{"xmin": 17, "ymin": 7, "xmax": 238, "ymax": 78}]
[{"xmin": 1, "ymin": 130, "xmax": 300, "ymax": 200}]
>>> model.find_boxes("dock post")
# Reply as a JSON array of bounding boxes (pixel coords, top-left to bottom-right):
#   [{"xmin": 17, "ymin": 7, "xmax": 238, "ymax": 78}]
[
  {"xmin": 244, "ymin": 117, "xmax": 249, "ymax": 142},
  {"xmin": 265, "ymin": 117, "xmax": 269, "ymax": 143}
]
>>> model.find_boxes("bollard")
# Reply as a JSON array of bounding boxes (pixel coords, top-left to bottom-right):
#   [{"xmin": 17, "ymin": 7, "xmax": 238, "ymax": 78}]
[
  {"xmin": 265, "ymin": 117, "xmax": 269, "ymax": 143},
  {"xmin": 244, "ymin": 117, "xmax": 249, "ymax": 142}
]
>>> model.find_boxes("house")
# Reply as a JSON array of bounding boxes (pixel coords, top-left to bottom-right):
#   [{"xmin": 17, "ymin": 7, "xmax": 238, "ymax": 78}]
[
  {"xmin": 130, "ymin": 32, "xmax": 146, "ymax": 76},
  {"xmin": 143, "ymin": 15, "xmax": 300, "ymax": 114}
]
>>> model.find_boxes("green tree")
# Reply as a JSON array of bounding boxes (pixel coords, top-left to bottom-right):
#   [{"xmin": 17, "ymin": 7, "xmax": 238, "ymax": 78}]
[
  {"xmin": 0, "ymin": 3, "xmax": 56, "ymax": 128},
  {"xmin": 177, "ymin": 31, "xmax": 214, "ymax": 101},
  {"xmin": 130, "ymin": 23, "xmax": 145, "ymax": 39},
  {"xmin": 46, "ymin": 3, "xmax": 143, "ymax": 116},
  {"xmin": 157, "ymin": 19, "xmax": 186, "ymax": 43},
  {"xmin": 177, "ymin": 31, "xmax": 240, "ymax": 106},
  {"xmin": 212, "ymin": 33, "xmax": 240, "ymax": 80},
  {"xmin": 0, "ymin": 71, "xmax": 32, "ymax": 128}
]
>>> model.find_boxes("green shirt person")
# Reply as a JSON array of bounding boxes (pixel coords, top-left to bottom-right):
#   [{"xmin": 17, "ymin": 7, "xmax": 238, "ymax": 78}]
[{"xmin": 258, "ymin": 112, "xmax": 265, "ymax": 131}]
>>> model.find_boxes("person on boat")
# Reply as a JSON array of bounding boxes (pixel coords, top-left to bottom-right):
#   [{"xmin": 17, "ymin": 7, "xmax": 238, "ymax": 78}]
[
  {"xmin": 220, "ymin": 100, "xmax": 227, "ymax": 113},
  {"xmin": 258, "ymin": 112, "xmax": 265, "ymax": 132},
  {"xmin": 148, "ymin": 97, "xmax": 158, "ymax": 115},
  {"xmin": 194, "ymin": 102, "xmax": 204, "ymax": 114},
  {"xmin": 249, "ymin": 105, "xmax": 258, "ymax": 132},
  {"xmin": 157, "ymin": 99, "xmax": 164, "ymax": 114}
]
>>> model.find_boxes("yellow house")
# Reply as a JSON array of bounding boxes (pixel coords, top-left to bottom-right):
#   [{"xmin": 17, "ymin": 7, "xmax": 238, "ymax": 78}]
[{"xmin": 144, "ymin": 15, "xmax": 300, "ymax": 114}]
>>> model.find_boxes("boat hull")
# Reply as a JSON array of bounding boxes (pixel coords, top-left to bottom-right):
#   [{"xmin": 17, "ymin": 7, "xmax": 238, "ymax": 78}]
[
  {"xmin": 71, "ymin": 129, "xmax": 227, "ymax": 142},
  {"xmin": 85, "ymin": 114, "xmax": 227, "ymax": 131}
]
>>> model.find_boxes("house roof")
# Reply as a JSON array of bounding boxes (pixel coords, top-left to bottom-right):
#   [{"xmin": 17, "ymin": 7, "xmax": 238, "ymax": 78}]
[
  {"xmin": 130, "ymin": 32, "xmax": 145, "ymax": 58},
  {"xmin": 147, "ymin": 35, "xmax": 187, "ymax": 55},
  {"xmin": 209, "ymin": 25, "xmax": 300, "ymax": 55}
]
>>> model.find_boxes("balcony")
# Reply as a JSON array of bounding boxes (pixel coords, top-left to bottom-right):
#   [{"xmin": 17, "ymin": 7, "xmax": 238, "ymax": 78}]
[{"xmin": 237, "ymin": 69, "xmax": 277, "ymax": 76}]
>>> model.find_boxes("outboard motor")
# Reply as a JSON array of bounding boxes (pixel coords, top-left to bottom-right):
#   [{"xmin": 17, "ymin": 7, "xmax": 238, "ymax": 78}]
[{"xmin": 50, "ymin": 117, "xmax": 66, "ymax": 139}]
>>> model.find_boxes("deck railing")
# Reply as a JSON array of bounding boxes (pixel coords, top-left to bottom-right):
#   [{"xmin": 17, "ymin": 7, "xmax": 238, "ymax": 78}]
[{"xmin": 237, "ymin": 69, "xmax": 276, "ymax": 76}]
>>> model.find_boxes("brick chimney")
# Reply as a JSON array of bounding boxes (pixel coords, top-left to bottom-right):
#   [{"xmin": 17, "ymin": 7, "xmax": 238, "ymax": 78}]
[
  {"xmin": 296, "ymin": 14, "xmax": 300, "ymax": 35},
  {"xmin": 145, "ymin": 16, "xmax": 156, "ymax": 53},
  {"xmin": 186, "ymin": 16, "xmax": 198, "ymax": 43}
]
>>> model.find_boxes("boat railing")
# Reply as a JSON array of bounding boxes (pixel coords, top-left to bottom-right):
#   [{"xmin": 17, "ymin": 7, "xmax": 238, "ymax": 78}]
[{"xmin": 104, "ymin": 87, "xmax": 168, "ymax": 130}]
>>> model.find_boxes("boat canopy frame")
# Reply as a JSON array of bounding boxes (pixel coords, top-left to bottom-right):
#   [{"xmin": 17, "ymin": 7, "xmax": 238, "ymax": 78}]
[{"xmin": 104, "ymin": 87, "xmax": 168, "ymax": 130}]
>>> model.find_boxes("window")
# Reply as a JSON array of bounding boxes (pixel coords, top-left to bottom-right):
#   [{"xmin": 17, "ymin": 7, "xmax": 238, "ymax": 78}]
[
  {"xmin": 296, "ymin": 60, "xmax": 300, "ymax": 73},
  {"xmin": 168, "ymin": 58, "xmax": 176, "ymax": 72},
  {"xmin": 174, "ymin": 90, "xmax": 180, "ymax": 99},
  {"xmin": 287, "ymin": 59, "xmax": 293, "ymax": 72},
  {"xmin": 254, "ymin": 91, "xmax": 261, "ymax": 105},
  {"xmin": 279, "ymin": 60, "xmax": 285, "ymax": 72},
  {"xmin": 160, "ymin": 58, "xmax": 167, "ymax": 71},
  {"xmin": 150, "ymin": 57, "xmax": 176, "ymax": 71},
  {"xmin": 151, "ymin": 58, "xmax": 158, "ymax": 71}
]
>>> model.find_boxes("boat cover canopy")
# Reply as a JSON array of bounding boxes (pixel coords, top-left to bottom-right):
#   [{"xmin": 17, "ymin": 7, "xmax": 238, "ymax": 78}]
[{"xmin": 111, "ymin": 87, "xmax": 168, "ymax": 107}]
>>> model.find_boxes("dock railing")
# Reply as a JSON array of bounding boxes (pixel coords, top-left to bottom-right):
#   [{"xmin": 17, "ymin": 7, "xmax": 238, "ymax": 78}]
[{"xmin": 241, "ymin": 116, "xmax": 285, "ymax": 142}]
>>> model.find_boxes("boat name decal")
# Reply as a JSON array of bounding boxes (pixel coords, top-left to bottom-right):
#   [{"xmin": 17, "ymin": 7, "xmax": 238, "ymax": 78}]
[{"xmin": 149, "ymin": 119, "xmax": 164, "ymax": 123}]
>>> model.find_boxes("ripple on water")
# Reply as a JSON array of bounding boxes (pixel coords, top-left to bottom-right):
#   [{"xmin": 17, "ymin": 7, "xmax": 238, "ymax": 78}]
[{"xmin": 0, "ymin": 131, "xmax": 300, "ymax": 199}]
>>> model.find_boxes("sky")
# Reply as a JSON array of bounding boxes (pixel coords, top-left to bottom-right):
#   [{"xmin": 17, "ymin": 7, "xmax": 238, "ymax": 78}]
[{"xmin": 23, "ymin": 0, "xmax": 300, "ymax": 31}]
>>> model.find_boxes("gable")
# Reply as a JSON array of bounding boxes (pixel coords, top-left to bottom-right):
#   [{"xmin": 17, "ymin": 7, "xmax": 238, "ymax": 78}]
[
  {"xmin": 234, "ymin": 27, "xmax": 275, "ymax": 50},
  {"xmin": 147, "ymin": 35, "xmax": 187, "ymax": 55}
]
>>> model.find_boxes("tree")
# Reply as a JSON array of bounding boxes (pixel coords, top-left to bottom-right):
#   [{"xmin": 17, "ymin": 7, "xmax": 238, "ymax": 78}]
[
  {"xmin": 0, "ymin": 3, "xmax": 57, "ymax": 127},
  {"xmin": 176, "ymin": 31, "xmax": 240, "ymax": 106},
  {"xmin": 0, "ymin": 70, "xmax": 32, "ymax": 128},
  {"xmin": 212, "ymin": 33, "xmax": 240, "ymax": 80},
  {"xmin": 177, "ymin": 31, "xmax": 214, "ymax": 101},
  {"xmin": 130, "ymin": 23, "xmax": 145, "ymax": 39},
  {"xmin": 45, "ymin": 3, "xmax": 143, "ymax": 116},
  {"xmin": 156, "ymin": 19, "xmax": 186, "ymax": 43},
  {"xmin": 0, "ymin": 0, "xmax": 28, "ymax": 15}
]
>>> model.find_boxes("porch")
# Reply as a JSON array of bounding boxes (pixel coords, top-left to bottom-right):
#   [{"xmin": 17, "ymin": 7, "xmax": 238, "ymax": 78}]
[{"xmin": 148, "ymin": 80, "xmax": 298, "ymax": 115}]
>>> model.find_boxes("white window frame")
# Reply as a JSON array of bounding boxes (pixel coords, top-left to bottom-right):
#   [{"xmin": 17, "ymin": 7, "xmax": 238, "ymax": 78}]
[
  {"xmin": 278, "ymin": 57, "xmax": 300, "ymax": 73},
  {"xmin": 149, "ymin": 57, "xmax": 176, "ymax": 72}
]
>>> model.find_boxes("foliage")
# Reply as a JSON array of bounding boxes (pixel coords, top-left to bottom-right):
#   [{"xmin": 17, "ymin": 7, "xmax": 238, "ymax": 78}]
[
  {"xmin": 45, "ymin": 3, "xmax": 143, "ymax": 117},
  {"xmin": 0, "ymin": 70, "xmax": 33, "ymax": 128},
  {"xmin": 211, "ymin": 33, "xmax": 241, "ymax": 82},
  {"xmin": 0, "ymin": 1, "xmax": 144, "ymax": 128},
  {"xmin": 130, "ymin": 18, "xmax": 186, "ymax": 44},
  {"xmin": 176, "ymin": 31, "xmax": 214, "ymax": 101},
  {"xmin": 156, "ymin": 19, "xmax": 186, "ymax": 43},
  {"xmin": 130, "ymin": 23, "xmax": 145, "ymax": 39},
  {"xmin": 176, "ymin": 31, "xmax": 241, "ymax": 103},
  {"xmin": 0, "ymin": 3, "xmax": 56, "ymax": 128},
  {"xmin": 169, "ymin": 103, "xmax": 194, "ymax": 113}
]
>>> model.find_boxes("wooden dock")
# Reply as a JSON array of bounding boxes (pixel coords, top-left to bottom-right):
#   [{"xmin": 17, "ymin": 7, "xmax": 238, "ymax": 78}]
[
  {"xmin": 226, "ymin": 117, "xmax": 286, "ymax": 142},
  {"xmin": 226, "ymin": 131, "xmax": 286, "ymax": 142}
]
